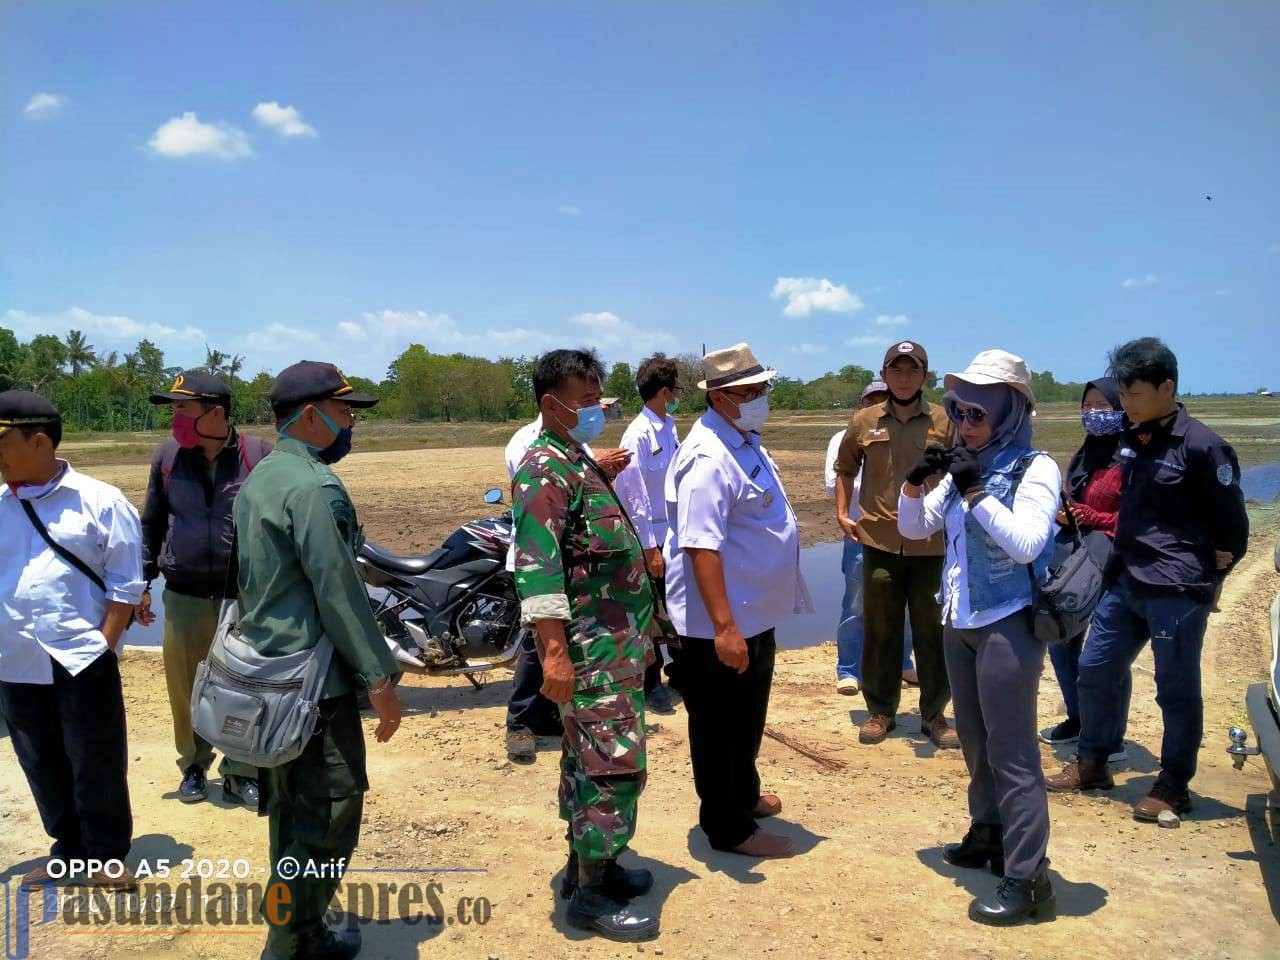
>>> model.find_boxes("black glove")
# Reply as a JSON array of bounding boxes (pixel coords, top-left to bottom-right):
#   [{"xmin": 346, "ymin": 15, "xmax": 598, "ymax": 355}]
[
  {"xmin": 947, "ymin": 445, "xmax": 984, "ymax": 496},
  {"xmin": 905, "ymin": 444, "xmax": 951, "ymax": 486}
]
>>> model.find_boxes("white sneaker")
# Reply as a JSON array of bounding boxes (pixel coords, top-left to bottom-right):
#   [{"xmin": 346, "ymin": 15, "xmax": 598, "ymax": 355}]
[{"xmin": 836, "ymin": 677, "xmax": 861, "ymax": 696}]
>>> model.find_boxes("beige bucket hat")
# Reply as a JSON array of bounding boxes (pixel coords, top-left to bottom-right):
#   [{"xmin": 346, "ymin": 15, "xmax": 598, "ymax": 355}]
[
  {"xmin": 944, "ymin": 349, "xmax": 1037, "ymax": 407},
  {"xmin": 697, "ymin": 342, "xmax": 778, "ymax": 391}
]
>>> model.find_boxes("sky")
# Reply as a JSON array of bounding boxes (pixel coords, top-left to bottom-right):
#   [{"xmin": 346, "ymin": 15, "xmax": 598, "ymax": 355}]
[{"xmin": 3, "ymin": 1, "xmax": 1278, "ymax": 392}]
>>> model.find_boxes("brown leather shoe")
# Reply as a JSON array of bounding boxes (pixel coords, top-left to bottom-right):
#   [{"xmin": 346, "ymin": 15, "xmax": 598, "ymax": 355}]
[
  {"xmin": 922, "ymin": 714, "xmax": 961, "ymax": 749},
  {"xmin": 752, "ymin": 794, "xmax": 782, "ymax": 818},
  {"xmin": 86, "ymin": 864, "xmax": 138, "ymax": 892},
  {"xmin": 1045, "ymin": 756, "xmax": 1114, "ymax": 792},
  {"xmin": 1133, "ymin": 782, "xmax": 1192, "ymax": 822},
  {"xmin": 731, "ymin": 830, "xmax": 794, "ymax": 858},
  {"xmin": 19, "ymin": 862, "xmax": 56, "ymax": 890},
  {"xmin": 859, "ymin": 714, "xmax": 896, "ymax": 745}
]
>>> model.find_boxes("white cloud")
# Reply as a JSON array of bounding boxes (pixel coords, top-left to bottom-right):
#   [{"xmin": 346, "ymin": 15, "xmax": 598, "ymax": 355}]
[
  {"xmin": 338, "ymin": 310, "xmax": 558, "ymax": 367},
  {"xmin": 1215, "ymin": 288, "xmax": 1230, "ymax": 297},
  {"xmin": 336, "ymin": 321, "xmax": 364, "ymax": 337},
  {"xmin": 1122, "ymin": 274, "xmax": 1159, "ymax": 289},
  {"xmin": 23, "ymin": 92, "xmax": 65, "ymax": 117},
  {"xmin": 844, "ymin": 333, "xmax": 894, "ymax": 350},
  {"xmin": 242, "ymin": 322, "xmax": 312, "ymax": 353},
  {"xmin": 1269, "ymin": 242, "xmax": 1280, "ymax": 255},
  {"xmin": 770, "ymin": 277, "xmax": 863, "ymax": 318},
  {"xmin": 148, "ymin": 112, "xmax": 252, "ymax": 159},
  {"xmin": 3, "ymin": 306, "xmax": 206, "ymax": 350},
  {"xmin": 558, "ymin": 205, "xmax": 582, "ymax": 216},
  {"xmin": 872, "ymin": 314, "xmax": 910, "ymax": 327},
  {"xmin": 252, "ymin": 101, "xmax": 317, "ymax": 138},
  {"xmin": 569, "ymin": 312, "xmax": 675, "ymax": 354},
  {"xmin": 787, "ymin": 343, "xmax": 827, "ymax": 355}
]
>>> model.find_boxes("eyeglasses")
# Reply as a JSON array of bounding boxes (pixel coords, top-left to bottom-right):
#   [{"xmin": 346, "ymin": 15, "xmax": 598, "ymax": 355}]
[
  {"xmin": 947, "ymin": 405, "xmax": 987, "ymax": 425},
  {"xmin": 722, "ymin": 383, "xmax": 771, "ymax": 402}
]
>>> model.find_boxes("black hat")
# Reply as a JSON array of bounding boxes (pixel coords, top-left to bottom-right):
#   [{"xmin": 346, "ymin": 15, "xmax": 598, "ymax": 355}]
[
  {"xmin": 150, "ymin": 370, "xmax": 232, "ymax": 405},
  {"xmin": 270, "ymin": 361, "xmax": 379, "ymax": 410},
  {"xmin": 0, "ymin": 390, "xmax": 61, "ymax": 438}
]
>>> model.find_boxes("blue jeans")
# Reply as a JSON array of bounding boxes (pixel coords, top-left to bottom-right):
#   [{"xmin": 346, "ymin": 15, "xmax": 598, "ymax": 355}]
[
  {"xmin": 837, "ymin": 539, "xmax": 914, "ymax": 680},
  {"xmin": 1047, "ymin": 631, "xmax": 1131, "ymax": 750},
  {"xmin": 1077, "ymin": 575, "xmax": 1211, "ymax": 791}
]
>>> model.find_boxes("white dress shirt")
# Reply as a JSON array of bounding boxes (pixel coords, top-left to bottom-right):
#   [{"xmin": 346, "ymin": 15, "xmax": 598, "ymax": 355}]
[
  {"xmin": 0, "ymin": 461, "xmax": 145, "ymax": 684},
  {"xmin": 664, "ymin": 410, "xmax": 813, "ymax": 640},
  {"xmin": 897, "ymin": 453, "xmax": 1060, "ymax": 630},
  {"xmin": 824, "ymin": 428, "xmax": 862, "ymax": 518},
  {"xmin": 613, "ymin": 405, "xmax": 680, "ymax": 549}
]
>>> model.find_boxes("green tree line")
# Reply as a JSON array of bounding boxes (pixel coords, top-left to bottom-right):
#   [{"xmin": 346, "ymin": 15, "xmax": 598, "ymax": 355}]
[{"xmin": 0, "ymin": 326, "xmax": 1092, "ymax": 432}]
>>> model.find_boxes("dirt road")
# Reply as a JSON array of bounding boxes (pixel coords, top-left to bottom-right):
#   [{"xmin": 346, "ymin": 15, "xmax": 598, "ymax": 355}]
[{"xmin": 2, "ymin": 508, "xmax": 1277, "ymax": 959}]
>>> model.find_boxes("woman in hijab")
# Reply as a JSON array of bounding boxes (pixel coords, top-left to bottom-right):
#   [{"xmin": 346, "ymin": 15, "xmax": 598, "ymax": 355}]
[
  {"xmin": 898, "ymin": 350, "xmax": 1060, "ymax": 926},
  {"xmin": 1040, "ymin": 379, "xmax": 1132, "ymax": 757}
]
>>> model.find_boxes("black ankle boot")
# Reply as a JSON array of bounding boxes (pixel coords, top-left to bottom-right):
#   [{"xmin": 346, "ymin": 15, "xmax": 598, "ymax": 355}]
[
  {"xmin": 943, "ymin": 822, "xmax": 1004, "ymax": 877},
  {"xmin": 559, "ymin": 849, "xmax": 654, "ymax": 900},
  {"xmin": 565, "ymin": 858, "xmax": 659, "ymax": 941},
  {"xmin": 969, "ymin": 871, "xmax": 1055, "ymax": 926}
]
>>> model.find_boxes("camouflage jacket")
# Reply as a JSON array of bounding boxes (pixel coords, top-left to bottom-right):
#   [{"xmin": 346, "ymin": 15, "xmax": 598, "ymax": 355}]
[{"xmin": 512, "ymin": 429, "xmax": 654, "ymax": 688}]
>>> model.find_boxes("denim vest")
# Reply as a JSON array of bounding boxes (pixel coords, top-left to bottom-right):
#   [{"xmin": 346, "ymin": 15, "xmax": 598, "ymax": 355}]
[{"xmin": 944, "ymin": 446, "xmax": 1055, "ymax": 616}]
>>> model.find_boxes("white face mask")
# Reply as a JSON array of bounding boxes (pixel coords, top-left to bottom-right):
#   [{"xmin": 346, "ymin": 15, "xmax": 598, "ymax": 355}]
[{"xmin": 731, "ymin": 394, "xmax": 770, "ymax": 433}]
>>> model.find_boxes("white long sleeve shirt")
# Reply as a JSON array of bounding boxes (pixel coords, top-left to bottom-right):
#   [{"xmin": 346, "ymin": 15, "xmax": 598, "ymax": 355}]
[
  {"xmin": 0, "ymin": 461, "xmax": 145, "ymax": 684},
  {"xmin": 824, "ymin": 429, "xmax": 862, "ymax": 519},
  {"xmin": 504, "ymin": 416, "xmax": 593, "ymax": 571},
  {"xmin": 897, "ymin": 453, "xmax": 1060, "ymax": 630},
  {"xmin": 613, "ymin": 406, "xmax": 680, "ymax": 549}
]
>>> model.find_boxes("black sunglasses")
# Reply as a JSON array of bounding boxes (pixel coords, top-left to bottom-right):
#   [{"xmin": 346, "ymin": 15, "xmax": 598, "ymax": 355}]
[{"xmin": 947, "ymin": 405, "xmax": 987, "ymax": 425}]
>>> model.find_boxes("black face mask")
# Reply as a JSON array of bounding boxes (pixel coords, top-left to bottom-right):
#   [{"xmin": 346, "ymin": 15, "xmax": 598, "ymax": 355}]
[{"xmin": 889, "ymin": 389, "xmax": 923, "ymax": 406}]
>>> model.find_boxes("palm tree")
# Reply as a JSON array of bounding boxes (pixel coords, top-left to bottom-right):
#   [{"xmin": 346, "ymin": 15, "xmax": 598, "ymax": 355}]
[{"xmin": 65, "ymin": 330, "xmax": 96, "ymax": 377}]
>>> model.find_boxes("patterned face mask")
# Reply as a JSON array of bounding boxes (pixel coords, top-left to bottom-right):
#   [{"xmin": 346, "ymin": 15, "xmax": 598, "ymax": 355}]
[{"xmin": 1081, "ymin": 408, "xmax": 1125, "ymax": 436}]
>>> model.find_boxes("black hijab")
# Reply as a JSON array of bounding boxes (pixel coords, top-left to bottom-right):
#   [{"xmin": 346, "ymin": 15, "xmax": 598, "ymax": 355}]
[{"xmin": 1066, "ymin": 377, "xmax": 1123, "ymax": 500}]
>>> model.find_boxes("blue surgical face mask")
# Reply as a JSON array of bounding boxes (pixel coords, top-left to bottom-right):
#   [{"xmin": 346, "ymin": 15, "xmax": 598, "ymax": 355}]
[
  {"xmin": 278, "ymin": 406, "xmax": 354, "ymax": 463},
  {"xmin": 551, "ymin": 395, "xmax": 606, "ymax": 445},
  {"xmin": 1082, "ymin": 408, "xmax": 1125, "ymax": 437}
]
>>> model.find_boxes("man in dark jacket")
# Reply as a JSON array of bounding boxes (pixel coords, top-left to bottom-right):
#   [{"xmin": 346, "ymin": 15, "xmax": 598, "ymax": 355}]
[
  {"xmin": 138, "ymin": 371, "xmax": 273, "ymax": 807},
  {"xmin": 1047, "ymin": 338, "xmax": 1249, "ymax": 822}
]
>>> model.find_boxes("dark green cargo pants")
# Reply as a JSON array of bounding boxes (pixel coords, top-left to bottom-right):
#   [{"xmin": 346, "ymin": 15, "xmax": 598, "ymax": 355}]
[
  {"xmin": 861, "ymin": 547, "xmax": 950, "ymax": 721},
  {"xmin": 260, "ymin": 693, "xmax": 367, "ymax": 956}
]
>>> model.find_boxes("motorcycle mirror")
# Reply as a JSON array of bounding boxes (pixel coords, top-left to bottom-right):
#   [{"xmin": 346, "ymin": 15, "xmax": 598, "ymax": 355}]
[{"xmin": 483, "ymin": 487, "xmax": 504, "ymax": 505}]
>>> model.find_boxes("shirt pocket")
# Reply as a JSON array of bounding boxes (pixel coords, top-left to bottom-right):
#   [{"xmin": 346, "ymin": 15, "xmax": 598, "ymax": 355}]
[
  {"xmin": 1152, "ymin": 461, "xmax": 1186, "ymax": 487},
  {"xmin": 579, "ymin": 492, "xmax": 634, "ymax": 558},
  {"xmin": 644, "ymin": 441, "xmax": 673, "ymax": 474}
]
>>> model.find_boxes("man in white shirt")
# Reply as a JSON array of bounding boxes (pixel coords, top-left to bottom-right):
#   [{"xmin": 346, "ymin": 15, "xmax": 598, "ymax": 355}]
[
  {"xmin": 502, "ymin": 414, "xmax": 631, "ymax": 761},
  {"xmin": 665, "ymin": 344, "xmax": 812, "ymax": 859},
  {"xmin": 825, "ymin": 381, "xmax": 916, "ymax": 694},
  {"xmin": 0, "ymin": 392, "xmax": 144, "ymax": 892},
  {"xmin": 613, "ymin": 354, "xmax": 682, "ymax": 714}
]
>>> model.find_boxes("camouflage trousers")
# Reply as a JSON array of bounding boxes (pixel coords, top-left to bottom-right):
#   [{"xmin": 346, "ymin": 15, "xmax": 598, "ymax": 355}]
[{"xmin": 558, "ymin": 675, "xmax": 648, "ymax": 860}]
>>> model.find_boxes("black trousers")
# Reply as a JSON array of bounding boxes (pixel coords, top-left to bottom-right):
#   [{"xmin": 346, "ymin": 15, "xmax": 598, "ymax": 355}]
[
  {"xmin": 862, "ymin": 547, "xmax": 949, "ymax": 720},
  {"xmin": 681, "ymin": 629, "xmax": 776, "ymax": 850},
  {"xmin": 0, "ymin": 651, "xmax": 132, "ymax": 863},
  {"xmin": 506, "ymin": 630, "xmax": 565, "ymax": 734},
  {"xmin": 261, "ymin": 693, "xmax": 366, "ymax": 953}
]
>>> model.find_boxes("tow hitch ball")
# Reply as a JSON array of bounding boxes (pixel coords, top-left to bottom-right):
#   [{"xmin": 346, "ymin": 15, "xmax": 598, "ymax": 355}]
[{"xmin": 1227, "ymin": 726, "xmax": 1261, "ymax": 771}]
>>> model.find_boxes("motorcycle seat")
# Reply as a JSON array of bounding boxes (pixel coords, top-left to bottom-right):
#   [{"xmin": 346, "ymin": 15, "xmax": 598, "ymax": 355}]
[{"xmin": 360, "ymin": 542, "xmax": 448, "ymax": 576}]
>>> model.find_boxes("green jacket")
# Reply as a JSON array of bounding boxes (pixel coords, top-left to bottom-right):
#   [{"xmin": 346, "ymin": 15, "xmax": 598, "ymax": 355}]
[{"xmin": 233, "ymin": 436, "xmax": 399, "ymax": 699}]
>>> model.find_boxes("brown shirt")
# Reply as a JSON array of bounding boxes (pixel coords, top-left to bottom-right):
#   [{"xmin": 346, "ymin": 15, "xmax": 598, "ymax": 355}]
[{"xmin": 833, "ymin": 398, "xmax": 955, "ymax": 556}]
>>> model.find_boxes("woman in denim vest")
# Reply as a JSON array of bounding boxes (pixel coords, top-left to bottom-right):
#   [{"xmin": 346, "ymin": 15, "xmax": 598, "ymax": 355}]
[{"xmin": 898, "ymin": 350, "xmax": 1060, "ymax": 926}]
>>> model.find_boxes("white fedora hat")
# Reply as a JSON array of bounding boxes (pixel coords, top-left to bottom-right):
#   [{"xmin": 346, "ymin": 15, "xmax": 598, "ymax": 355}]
[
  {"xmin": 697, "ymin": 342, "xmax": 778, "ymax": 391},
  {"xmin": 944, "ymin": 349, "xmax": 1037, "ymax": 407}
]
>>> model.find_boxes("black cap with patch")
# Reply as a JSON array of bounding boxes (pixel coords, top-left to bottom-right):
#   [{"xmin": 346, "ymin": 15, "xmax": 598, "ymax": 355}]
[
  {"xmin": 149, "ymin": 370, "xmax": 232, "ymax": 405},
  {"xmin": 269, "ymin": 360, "xmax": 379, "ymax": 409},
  {"xmin": 0, "ymin": 390, "xmax": 61, "ymax": 438}
]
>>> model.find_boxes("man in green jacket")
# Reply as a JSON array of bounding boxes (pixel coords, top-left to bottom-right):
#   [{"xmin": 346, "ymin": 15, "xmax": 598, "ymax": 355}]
[{"xmin": 235, "ymin": 360, "xmax": 402, "ymax": 960}]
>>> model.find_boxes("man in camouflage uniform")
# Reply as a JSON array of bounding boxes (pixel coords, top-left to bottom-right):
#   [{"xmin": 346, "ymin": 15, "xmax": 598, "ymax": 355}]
[{"xmin": 511, "ymin": 348, "xmax": 658, "ymax": 942}]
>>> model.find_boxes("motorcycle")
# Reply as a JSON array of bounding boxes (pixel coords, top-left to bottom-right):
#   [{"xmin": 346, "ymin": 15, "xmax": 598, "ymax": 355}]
[{"xmin": 358, "ymin": 487, "xmax": 526, "ymax": 688}]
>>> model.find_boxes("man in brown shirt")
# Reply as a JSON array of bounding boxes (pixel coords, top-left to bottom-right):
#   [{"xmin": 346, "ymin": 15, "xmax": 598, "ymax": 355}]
[{"xmin": 834, "ymin": 340, "xmax": 959, "ymax": 749}]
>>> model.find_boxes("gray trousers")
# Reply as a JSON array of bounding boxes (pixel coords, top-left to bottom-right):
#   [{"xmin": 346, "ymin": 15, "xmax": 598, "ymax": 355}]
[{"xmin": 944, "ymin": 612, "xmax": 1050, "ymax": 880}]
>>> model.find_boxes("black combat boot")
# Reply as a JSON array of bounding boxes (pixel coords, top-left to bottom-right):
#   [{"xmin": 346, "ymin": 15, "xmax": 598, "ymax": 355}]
[
  {"xmin": 261, "ymin": 920, "xmax": 361, "ymax": 960},
  {"xmin": 969, "ymin": 871, "xmax": 1056, "ymax": 926},
  {"xmin": 565, "ymin": 857, "xmax": 659, "ymax": 941},
  {"xmin": 559, "ymin": 847, "xmax": 654, "ymax": 900},
  {"xmin": 943, "ymin": 822, "xmax": 1004, "ymax": 876}
]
